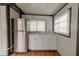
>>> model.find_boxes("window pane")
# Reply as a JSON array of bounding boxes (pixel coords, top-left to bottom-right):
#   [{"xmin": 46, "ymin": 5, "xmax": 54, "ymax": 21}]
[
  {"xmin": 30, "ymin": 21, "xmax": 37, "ymax": 31},
  {"xmin": 37, "ymin": 21, "xmax": 45, "ymax": 31},
  {"xmin": 59, "ymin": 20, "xmax": 69, "ymax": 35},
  {"xmin": 17, "ymin": 19, "xmax": 23, "ymax": 30},
  {"xmin": 59, "ymin": 22, "xmax": 66, "ymax": 33},
  {"xmin": 59, "ymin": 13, "xmax": 67, "ymax": 22},
  {"xmin": 54, "ymin": 17, "xmax": 59, "ymax": 24},
  {"xmin": 27, "ymin": 20, "xmax": 46, "ymax": 32},
  {"xmin": 54, "ymin": 24, "xmax": 59, "ymax": 33},
  {"xmin": 27, "ymin": 21, "xmax": 31, "ymax": 31}
]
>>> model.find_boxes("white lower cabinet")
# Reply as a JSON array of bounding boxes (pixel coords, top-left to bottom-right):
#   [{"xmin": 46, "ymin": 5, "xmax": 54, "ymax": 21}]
[
  {"xmin": 42, "ymin": 35, "xmax": 57, "ymax": 50},
  {"xmin": 35, "ymin": 35, "xmax": 42, "ymax": 50},
  {"xmin": 43, "ymin": 36, "xmax": 51, "ymax": 50},
  {"xmin": 49, "ymin": 37, "xmax": 57, "ymax": 50},
  {"xmin": 29, "ymin": 36, "xmax": 35, "ymax": 50},
  {"xmin": 29, "ymin": 34, "xmax": 57, "ymax": 50}
]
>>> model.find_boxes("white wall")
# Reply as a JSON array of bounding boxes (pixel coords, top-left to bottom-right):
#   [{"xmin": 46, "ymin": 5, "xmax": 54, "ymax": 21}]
[
  {"xmin": 0, "ymin": 6, "xmax": 8, "ymax": 55},
  {"xmin": 55, "ymin": 4, "xmax": 78, "ymax": 56},
  {"xmin": 22, "ymin": 15, "xmax": 57, "ymax": 50}
]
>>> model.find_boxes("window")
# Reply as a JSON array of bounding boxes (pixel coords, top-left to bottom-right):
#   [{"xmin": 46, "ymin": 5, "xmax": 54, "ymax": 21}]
[
  {"xmin": 30, "ymin": 21, "xmax": 37, "ymax": 31},
  {"xmin": 54, "ymin": 8, "xmax": 71, "ymax": 37},
  {"xmin": 27, "ymin": 20, "xmax": 45, "ymax": 32}
]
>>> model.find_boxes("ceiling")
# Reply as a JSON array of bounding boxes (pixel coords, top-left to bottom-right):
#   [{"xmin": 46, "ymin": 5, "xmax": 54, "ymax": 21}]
[{"xmin": 16, "ymin": 3, "xmax": 66, "ymax": 15}]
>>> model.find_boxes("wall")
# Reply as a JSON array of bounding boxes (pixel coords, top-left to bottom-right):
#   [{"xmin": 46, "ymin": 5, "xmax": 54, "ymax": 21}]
[
  {"xmin": 55, "ymin": 4, "xmax": 78, "ymax": 56},
  {"xmin": 10, "ymin": 7, "xmax": 20, "ymax": 52},
  {"xmin": 0, "ymin": 6, "xmax": 8, "ymax": 55},
  {"xmin": 22, "ymin": 15, "xmax": 57, "ymax": 50}
]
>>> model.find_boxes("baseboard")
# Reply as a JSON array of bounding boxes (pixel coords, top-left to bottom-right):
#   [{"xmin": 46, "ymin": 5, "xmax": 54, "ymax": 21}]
[
  {"xmin": 9, "ymin": 52, "xmax": 27, "ymax": 54},
  {"xmin": 56, "ymin": 51, "xmax": 61, "ymax": 56},
  {"xmin": 29, "ymin": 49, "xmax": 57, "ymax": 52}
]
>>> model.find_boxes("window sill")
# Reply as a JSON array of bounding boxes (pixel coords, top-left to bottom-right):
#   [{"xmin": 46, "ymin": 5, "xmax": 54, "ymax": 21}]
[{"xmin": 54, "ymin": 32, "xmax": 70, "ymax": 38}]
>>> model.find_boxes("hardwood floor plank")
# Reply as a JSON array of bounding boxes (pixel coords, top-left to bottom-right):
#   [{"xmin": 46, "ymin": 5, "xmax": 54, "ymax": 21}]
[{"xmin": 10, "ymin": 50, "xmax": 60, "ymax": 56}]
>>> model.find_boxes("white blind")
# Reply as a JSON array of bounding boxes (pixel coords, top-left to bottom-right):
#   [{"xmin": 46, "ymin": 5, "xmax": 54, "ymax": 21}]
[
  {"xmin": 30, "ymin": 21, "xmax": 37, "ymax": 31},
  {"xmin": 17, "ymin": 18, "xmax": 25, "ymax": 31},
  {"xmin": 27, "ymin": 20, "xmax": 45, "ymax": 32},
  {"xmin": 37, "ymin": 21, "xmax": 45, "ymax": 31},
  {"xmin": 54, "ymin": 10, "xmax": 70, "ymax": 36}
]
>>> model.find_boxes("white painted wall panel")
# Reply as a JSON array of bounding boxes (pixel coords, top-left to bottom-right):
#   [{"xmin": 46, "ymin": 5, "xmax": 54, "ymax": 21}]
[{"xmin": 0, "ymin": 6, "xmax": 8, "ymax": 55}]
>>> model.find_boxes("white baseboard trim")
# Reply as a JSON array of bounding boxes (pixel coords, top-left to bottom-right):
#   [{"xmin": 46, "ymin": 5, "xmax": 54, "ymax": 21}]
[{"xmin": 0, "ymin": 46, "xmax": 12, "ymax": 51}]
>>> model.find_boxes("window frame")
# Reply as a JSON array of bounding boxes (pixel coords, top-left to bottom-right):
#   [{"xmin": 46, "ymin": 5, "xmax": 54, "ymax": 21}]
[{"xmin": 53, "ymin": 8, "xmax": 72, "ymax": 38}]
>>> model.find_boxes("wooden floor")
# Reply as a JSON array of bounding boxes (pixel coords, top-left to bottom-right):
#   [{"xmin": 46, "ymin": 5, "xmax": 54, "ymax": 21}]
[{"xmin": 10, "ymin": 50, "xmax": 60, "ymax": 56}]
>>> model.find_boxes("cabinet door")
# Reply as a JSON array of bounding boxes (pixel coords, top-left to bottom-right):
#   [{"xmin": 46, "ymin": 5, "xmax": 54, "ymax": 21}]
[
  {"xmin": 35, "ymin": 35, "xmax": 42, "ymax": 50},
  {"xmin": 17, "ymin": 18, "xmax": 25, "ymax": 30},
  {"xmin": 43, "ymin": 35, "xmax": 57, "ymax": 50},
  {"xmin": 17, "ymin": 32, "xmax": 26, "ymax": 52},
  {"xmin": 29, "ymin": 35, "xmax": 35, "ymax": 50},
  {"xmin": 49, "ymin": 36, "xmax": 57, "ymax": 50},
  {"xmin": 43, "ymin": 36, "xmax": 50, "ymax": 50},
  {"xmin": 29, "ymin": 35, "xmax": 42, "ymax": 50}
]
